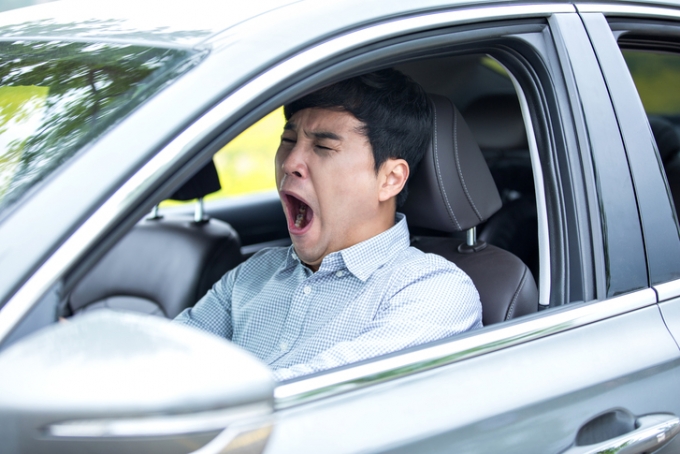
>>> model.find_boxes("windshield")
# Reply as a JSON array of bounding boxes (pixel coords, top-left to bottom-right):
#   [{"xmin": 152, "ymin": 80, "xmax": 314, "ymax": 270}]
[{"xmin": 0, "ymin": 40, "xmax": 198, "ymax": 216}]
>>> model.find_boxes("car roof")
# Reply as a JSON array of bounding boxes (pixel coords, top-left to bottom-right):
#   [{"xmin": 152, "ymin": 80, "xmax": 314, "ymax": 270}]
[
  {"xmin": 2, "ymin": 0, "xmax": 680, "ymax": 51},
  {"xmin": 0, "ymin": 0, "xmax": 301, "ymax": 48}
]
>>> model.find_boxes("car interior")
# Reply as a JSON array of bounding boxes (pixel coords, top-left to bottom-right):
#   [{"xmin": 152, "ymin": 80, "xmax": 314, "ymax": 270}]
[{"xmin": 59, "ymin": 52, "xmax": 545, "ymax": 365}]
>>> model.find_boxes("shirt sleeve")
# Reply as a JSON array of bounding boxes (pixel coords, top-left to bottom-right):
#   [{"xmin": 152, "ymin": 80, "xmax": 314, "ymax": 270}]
[
  {"xmin": 172, "ymin": 265, "xmax": 238, "ymax": 339},
  {"xmin": 272, "ymin": 262, "xmax": 482, "ymax": 381}
]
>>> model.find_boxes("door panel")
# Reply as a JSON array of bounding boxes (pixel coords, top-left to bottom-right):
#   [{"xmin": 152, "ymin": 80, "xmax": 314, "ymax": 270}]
[
  {"xmin": 268, "ymin": 303, "xmax": 680, "ymax": 453},
  {"xmin": 656, "ymin": 287, "xmax": 680, "ymax": 453}
]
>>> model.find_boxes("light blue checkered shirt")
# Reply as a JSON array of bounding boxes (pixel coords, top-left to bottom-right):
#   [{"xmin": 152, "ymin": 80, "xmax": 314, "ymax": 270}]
[{"xmin": 174, "ymin": 213, "xmax": 482, "ymax": 380}]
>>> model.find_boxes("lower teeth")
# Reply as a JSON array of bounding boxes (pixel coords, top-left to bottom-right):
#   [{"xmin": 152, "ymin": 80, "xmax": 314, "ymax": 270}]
[{"xmin": 294, "ymin": 205, "xmax": 306, "ymax": 228}]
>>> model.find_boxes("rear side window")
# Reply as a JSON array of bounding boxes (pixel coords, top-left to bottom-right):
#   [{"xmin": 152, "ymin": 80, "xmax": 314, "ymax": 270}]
[
  {"xmin": 620, "ymin": 49, "xmax": 680, "ymax": 217},
  {"xmin": 0, "ymin": 40, "xmax": 199, "ymax": 216},
  {"xmin": 622, "ymin": 49, "xmax": 680, "ymax": 116}
]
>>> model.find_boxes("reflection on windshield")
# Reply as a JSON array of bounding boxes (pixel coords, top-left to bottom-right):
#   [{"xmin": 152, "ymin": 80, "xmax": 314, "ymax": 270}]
[
  {"xmin": 0, "ymin": 40, "xmax": 198, "ymax": 216},
  {"xmin": 0, "ymin": 85, "xmax": 47, "ymax": 200}
]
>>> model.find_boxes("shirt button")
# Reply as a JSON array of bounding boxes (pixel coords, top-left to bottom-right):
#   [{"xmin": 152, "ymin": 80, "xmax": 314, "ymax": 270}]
[
  {"xmin": 279, "ymin": 341, "xmax": 288, "ymax": 351},
  {"xmin": 303, "ymin": 286, "xmax": 312, "ymax": 295},
  {"xmin": 336, "ymin": 270, "xmax": 345, "ymax": 277}
]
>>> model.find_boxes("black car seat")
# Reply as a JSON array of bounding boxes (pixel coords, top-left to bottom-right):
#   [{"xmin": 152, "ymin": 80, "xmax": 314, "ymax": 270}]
[
  {"xmin": 402, "ymin": 94, "xmax": 538, "ymax": 325},
  {"xmin": 462, "ymin": 94, "xmax": 539, "ymax": 279},
  {"xmin": 66, "ymin": 160, "xmax": 243, "ymax": 319}
]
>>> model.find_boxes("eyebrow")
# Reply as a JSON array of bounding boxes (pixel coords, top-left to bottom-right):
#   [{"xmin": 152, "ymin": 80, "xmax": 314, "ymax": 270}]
[
  {"xmin": 283, "ymin": 121, "xmax": 342, "ymax": 141},
  {"xmin": 306, "ymin": 130, "xmax": 341, "ymax": 141}
]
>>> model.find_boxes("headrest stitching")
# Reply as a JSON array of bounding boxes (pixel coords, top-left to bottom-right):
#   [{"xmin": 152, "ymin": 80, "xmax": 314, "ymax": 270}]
[
  {"xmin": 433, "ymin": 103, "xmax": 460, "ymax": 230},
  {"xmin": 453, "ymin": 110, "xmax": 483, "ymax": 222}
]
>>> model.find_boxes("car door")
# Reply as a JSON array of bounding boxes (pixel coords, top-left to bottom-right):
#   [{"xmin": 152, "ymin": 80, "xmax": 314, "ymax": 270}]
[
  {"xmin": 259, "ymin": 5, "xmax": 680, "ymax": 454},
  {"xmin": 577, "ymin": 5, "xmax": 680, "ymax": 452}
]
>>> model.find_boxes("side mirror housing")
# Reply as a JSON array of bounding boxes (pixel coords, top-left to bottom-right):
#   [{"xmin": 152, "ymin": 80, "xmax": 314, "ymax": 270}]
[{"xmin": 0, "ymin": 311, "xmax": 275, "ymax": 454}]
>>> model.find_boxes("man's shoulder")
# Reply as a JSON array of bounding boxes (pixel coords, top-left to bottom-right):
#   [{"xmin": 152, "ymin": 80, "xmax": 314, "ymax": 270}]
[
  {"xmin": 394, "ymin": 246, "xmax": 463, "ymax": 274},
  {"xmin": 377, "ymin": 246, "xmax": 481, "ymax": 312},
  {"xmin": 384, "ymin": 245, "xmax": 477, "ymax": 291}
]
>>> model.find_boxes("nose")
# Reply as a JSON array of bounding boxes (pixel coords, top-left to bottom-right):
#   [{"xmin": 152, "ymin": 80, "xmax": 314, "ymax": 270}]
[{"xmin": 279, "ymin": 142, "xmax": 308, "ymax": 179}]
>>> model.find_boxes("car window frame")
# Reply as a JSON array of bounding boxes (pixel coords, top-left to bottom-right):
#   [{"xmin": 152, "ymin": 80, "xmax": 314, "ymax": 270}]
[
  {"xmin": 580, "ymin": 4, "xmax": 680, "ymax": 297},
  {"xmin": 276, "ymin": 10, "xmax": 650, "ymax": 408}
]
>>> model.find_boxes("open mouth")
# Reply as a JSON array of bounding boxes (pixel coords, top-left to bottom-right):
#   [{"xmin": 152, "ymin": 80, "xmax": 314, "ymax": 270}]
[{"xmin": 283, "ymin": 193, "xmax": 314, "ymax": 233}]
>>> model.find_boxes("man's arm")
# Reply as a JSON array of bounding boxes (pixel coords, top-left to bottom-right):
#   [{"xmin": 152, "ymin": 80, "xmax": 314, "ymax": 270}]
[
  {"xmin": 173, "ymin": 265, "xmax": 237, "ymax": 339},
  {"xmin": 273, "ymin": 265, "xmax": 482, "ymax": 381}
]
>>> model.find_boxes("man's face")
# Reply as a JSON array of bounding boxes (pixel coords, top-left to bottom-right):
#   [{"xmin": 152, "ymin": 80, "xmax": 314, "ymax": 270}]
[{"xmin": 275, "ymin": 107, "xmax": 387, "ymax": 270}]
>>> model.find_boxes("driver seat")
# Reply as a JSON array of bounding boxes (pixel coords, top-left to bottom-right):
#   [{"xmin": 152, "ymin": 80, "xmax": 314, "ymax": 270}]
[
  {"xmin": 66, "ymin": 161, "xmax": 243, "ymax": 319},
  {"xmin": 402, "ymin": 94, "xmax": 538, "ymax": 325}
]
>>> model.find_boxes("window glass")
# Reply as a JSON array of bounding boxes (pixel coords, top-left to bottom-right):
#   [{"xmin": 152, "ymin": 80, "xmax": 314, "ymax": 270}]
[
  {"xmin": 622, "ymin": 50, "xmax": 680, "ymax": 115},
  {"xmin": 621, "ymin": 49, "xmax": 680, "ymax": 218},
  {"xmin": 211, "ymin": 108, "xmax": 283, "ymax": 198},
  {"xmin": 161, "ymin": 107, "xmax": 284, "ymax": 208},
  {"xmin": 0, "ymin": 40, "xmax": 197, "ymax": 216}
]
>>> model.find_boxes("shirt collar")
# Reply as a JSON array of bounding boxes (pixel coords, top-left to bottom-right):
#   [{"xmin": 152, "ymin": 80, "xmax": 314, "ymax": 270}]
[{"xmin": 286, "ymin": 213, "xmax": 411, "ymax": 281}]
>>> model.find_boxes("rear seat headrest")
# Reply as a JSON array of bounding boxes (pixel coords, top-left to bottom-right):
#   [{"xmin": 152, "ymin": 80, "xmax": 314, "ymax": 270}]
[
  {"xmin": 169, "ymin": 160, "xmax": 221, "ymax": 201},
  {"xmin": 463, "ymin": 94, "xmax": 527, "ymax": 150},
  {"xmin": 402, "ymin": 94, "xmax": 502, "ymax": 232},
  {"xmin": 649, "ymin": 115, "xmax": 680, "ymax": 165}
]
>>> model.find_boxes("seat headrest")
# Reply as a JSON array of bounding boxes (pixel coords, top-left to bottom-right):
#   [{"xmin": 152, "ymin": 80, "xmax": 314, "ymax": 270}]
[
  {"xmin": 649, "ymin": 115, "xmax": 680, "ymax": 165},
  {"xmin": 169, "ymin": 160, "xmax": 221, "ymax": 201},
  {"xmin": 463, "ymin": 94, "xmax": 527, "ymax": 150},
  {"xmin": 402, "ymin": 94, "xmax": 502, "ymax": 232}
]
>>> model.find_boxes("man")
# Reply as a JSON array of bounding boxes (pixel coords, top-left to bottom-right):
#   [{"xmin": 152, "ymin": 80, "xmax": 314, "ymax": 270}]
[{"xmin": 175, "ymin": 69, "xmax": 482, "ymax": 380}]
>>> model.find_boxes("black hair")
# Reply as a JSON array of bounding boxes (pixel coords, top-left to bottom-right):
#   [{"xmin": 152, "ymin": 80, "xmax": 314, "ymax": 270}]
[{"xmin": 284, "ymin": 69, "xmax": 433, "ymax": 207}]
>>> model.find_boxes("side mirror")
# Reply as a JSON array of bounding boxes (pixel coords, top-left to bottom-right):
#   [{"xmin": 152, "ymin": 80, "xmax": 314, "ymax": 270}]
[{"xmin": 0, "ymin": 311, "xmax": 275, "ymax": 454}]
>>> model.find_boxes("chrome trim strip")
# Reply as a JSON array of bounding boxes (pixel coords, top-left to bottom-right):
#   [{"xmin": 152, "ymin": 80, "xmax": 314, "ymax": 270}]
[
  {"xmin": 274, "ymin": 289, "xmax": 656, "ymax": 409},
  {"xmin": 504, "ymin": 62, "xmax": 551, "ymax": 306},
  {"xmin": 655, "ymin": 278, "xmax": 680, "ymax": 302},
  {"xmin": 0, "ymin": 2, "xmax": 576, "ymax": 344},
  {"xmin": 46, "ymin": 403, "xmax": 270, "ymax": 438},
  {"xmin": 576, "ymin": 3, "xmax": 680, "ymax": 19}
]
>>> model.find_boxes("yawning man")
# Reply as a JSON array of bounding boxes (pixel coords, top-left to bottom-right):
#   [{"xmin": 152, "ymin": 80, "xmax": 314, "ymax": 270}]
[{"xmin": 174, "ymin": 69, "xmax": 482, "ymax": 380}]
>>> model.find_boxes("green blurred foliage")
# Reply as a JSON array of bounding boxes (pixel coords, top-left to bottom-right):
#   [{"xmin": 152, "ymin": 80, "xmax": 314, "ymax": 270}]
[
  {"xmin": 210, "ymin": 108, "xmax": 284, "ymax": 199},
  {"xmin": 164, "ymin": 107, "xmax": 284, "ymax": 206},
  {"xmin": 0, "ymin": 85, "xmax": 49, "ymax": 200},
  {"xmin": 623, "ymin": 50, "xmax": 680, "ymax": 115}
]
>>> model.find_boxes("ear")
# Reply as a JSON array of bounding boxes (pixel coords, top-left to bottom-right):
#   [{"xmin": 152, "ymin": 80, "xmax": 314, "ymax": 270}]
[{"xmin": 378, "ymin": 158, "xmax": 409, "ymax": 203}]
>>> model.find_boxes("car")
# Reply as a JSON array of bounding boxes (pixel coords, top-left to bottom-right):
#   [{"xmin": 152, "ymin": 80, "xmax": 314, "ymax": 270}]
[{"xmin": 1, "ymin": 0, "xmax": 680, "ymax": 452}]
